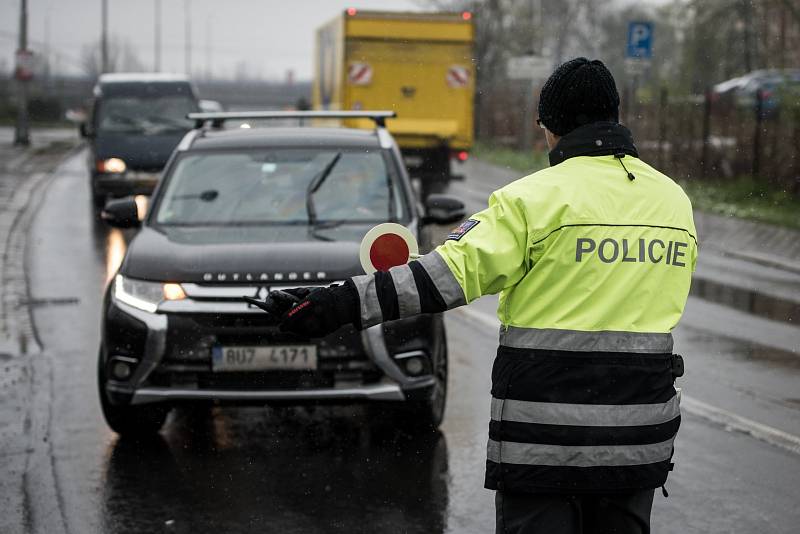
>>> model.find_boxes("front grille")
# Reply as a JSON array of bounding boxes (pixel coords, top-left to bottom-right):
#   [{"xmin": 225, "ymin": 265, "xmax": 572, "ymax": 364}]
[{"xmin": 146, "ymin": 311, "xmax": 381, "ymax": 390}]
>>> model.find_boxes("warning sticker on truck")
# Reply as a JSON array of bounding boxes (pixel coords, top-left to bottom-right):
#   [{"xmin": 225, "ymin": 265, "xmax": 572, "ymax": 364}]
[
  {"xmin": 446, "ymin": 66, "xmax": 470, "ymax": 88},
  {"xmin": 348, "ymin": 62, "xmax": 373, "ymax": 85}
]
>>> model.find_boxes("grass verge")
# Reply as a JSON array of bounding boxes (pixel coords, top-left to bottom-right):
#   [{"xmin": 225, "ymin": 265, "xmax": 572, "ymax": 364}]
[
  {"xmin": 678, "ymin": 177, "xmax": 800, "ymax": 230},
  {"xmin": 472, "ymin": 142, "xmax": 800, "ymax": 230},
  {"xmin": 471, "ymin": 141, "xmax": 549, "ymax": 174}
]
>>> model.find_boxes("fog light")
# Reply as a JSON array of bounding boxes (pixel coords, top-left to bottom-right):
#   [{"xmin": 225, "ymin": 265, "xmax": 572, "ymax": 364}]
[
  {"xmin": 404, "ymin": 357, "xmax": 425, "ymax": 376},
  {"xmin": 112, "ymin": 361, "xmax": 132, "ymax": 380}
]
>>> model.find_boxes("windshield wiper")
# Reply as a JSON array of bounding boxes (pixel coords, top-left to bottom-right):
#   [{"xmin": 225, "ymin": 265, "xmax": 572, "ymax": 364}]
[
  {"xmin": 172, "ymin": 189, "xmax": 219, "ymax": 202},
  {"xmin": 146, "ymin": 115, "xmax": 191, "ymax": 130},
  {"xmin": 305, "ymin": 152, "xmax": 342, "ymax": 228}
]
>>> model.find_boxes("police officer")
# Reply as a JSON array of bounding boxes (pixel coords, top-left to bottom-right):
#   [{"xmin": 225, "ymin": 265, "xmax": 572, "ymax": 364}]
[{"xmin": 248, "ymin": 58, "xmax": 697, "ymax": 534}]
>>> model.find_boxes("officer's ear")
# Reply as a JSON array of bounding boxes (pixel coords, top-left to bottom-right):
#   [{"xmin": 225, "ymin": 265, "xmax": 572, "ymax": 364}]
[{"xmin": 544, "ymin": 129, "xmax": 560, "ymax": 150}]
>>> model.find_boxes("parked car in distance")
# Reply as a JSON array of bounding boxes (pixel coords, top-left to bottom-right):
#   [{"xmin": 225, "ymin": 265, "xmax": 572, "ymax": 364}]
[
  {"xmin": 712, "ymin": 69, "xmax": 800, "ymax": 117},
  {"xmin": 80, "ymin": 73, "xmax": 200, "ymax": 208},
  {"xmin": 98, "ymin": 111, "xmax": 466, "ymax": 437}
]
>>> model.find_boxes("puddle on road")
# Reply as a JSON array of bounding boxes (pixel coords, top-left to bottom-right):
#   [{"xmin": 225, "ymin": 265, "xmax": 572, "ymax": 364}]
[
  {"xmin": 101, "ymin": 406, "xmax": 450, "ymax": 533},
  {"xmin": 680, "ymin": 327, "xmax": 800, "ymax": 369}
]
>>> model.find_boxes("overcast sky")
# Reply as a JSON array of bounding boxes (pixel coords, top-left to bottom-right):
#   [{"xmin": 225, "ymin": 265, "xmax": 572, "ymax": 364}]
[{"xmin": 0, "ymin": 0, "xmax": 422, "ymax": 80}]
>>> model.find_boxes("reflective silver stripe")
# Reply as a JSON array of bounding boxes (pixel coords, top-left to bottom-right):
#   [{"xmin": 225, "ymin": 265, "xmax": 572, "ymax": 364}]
[
  {"xmin": 352, "ymin": 274, "xmax": 383, "ymax": 328},
  {"xmin": 418, "ymin": 251, "xmax": 466, "ymax": 308},
  {"xmin": 389, "ymin": 264, "xmax": 421, "ymax": 318},
  {"xmin": 500, "ymin": 326, "xmax": 674, "ymax": 353},
  {"xmin": 487, "ymin": 438, "xmax": 675, "ymax": 467},
  {"xmin": 490, "ymin": 395, "xmax": 680, "ymax": 427}
]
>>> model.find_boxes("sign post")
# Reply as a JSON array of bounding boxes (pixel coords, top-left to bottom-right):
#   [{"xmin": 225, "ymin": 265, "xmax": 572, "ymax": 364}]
[
  {"xmin": 624, "ymin": 21, "xmax": 654, "ymax": 123},
  {"xmin": 626, "ymin": 21, "xmax": 654, "ymax": 60},
  {"xmin": 507, "ymin": 55, "xmax": 551, "ymax": 151}
]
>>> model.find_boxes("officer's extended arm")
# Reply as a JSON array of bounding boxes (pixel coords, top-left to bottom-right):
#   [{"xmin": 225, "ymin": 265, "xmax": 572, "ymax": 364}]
[{"xmin": 254, "ymin": 190, "xmax": 529, "ymax": 336}]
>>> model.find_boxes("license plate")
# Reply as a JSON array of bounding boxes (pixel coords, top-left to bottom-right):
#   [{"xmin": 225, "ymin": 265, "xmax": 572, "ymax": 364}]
[{"xmin": 212, "ymin": 345, "xmax": 317, "ymax": 371}]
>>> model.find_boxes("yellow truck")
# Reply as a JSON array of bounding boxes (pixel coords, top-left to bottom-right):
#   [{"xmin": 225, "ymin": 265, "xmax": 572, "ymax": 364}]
[{"xmin": 313, "ymin": 9, "xmax": 475, "ymax": 196}]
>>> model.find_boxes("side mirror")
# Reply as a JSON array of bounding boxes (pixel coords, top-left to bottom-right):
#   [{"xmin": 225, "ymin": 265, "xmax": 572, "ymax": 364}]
[
  {"xmin": 79, "ymin": 122, "xmax": 94, "ymax": 138},
  {"xmin": 423, "ymin": 194, "xmax": 466, "ymax": 225},
  {"xmin": 101, "ymin": 197, "xmax": 141, "ymax": 228}
]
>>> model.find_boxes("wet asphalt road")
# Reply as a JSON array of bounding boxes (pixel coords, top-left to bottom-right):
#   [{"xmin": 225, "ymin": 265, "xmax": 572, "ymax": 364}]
[{"xmin": 18, "ymin": 149, "xmax": 800, "ymax": 533}]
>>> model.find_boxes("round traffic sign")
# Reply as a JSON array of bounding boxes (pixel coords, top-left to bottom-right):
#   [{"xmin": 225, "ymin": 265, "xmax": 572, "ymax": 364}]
[{"xmin": 359, "ymin": 223, "xmax": 419, "ymax": 274}]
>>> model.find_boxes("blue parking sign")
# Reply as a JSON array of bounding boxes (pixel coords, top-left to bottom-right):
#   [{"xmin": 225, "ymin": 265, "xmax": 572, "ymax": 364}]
[{"xmin": 626, "ymin": 21, "xmax": 654, "ymax": 59}]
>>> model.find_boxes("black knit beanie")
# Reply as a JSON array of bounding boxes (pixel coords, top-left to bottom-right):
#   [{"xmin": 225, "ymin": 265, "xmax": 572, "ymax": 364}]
[{"xmin": 537, "ymin": 57, "xmax": 620, "ymax": 136}]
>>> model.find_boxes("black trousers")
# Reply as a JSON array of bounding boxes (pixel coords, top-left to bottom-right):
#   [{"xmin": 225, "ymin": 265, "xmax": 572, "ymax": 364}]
[{"xmin": 495, "ymin": 489, "xmax": 655, "ymax": 534}]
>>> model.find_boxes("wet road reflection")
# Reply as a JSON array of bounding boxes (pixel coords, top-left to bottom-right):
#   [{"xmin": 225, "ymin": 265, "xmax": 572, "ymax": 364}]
[
  {"xmin": 102, "ymin": 408, "xmax": 448, "ymax": 534},
  {"xmin": 20, "ymin": 149, "xmax": 800, "ymax": 533}
]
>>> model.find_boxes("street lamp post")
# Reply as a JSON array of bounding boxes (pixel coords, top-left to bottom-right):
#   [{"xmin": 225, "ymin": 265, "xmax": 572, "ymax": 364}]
[
  {"xmin": 154, "ymin": 0, "xmax": 161, "ymax": 72},
  {"xmin": 185, "ymin": 0, "xmax": 191, "ymax": 76},
  {"xmin": 101, "ymin": 0, "xmax": 108, "ymax": 73},
  {"xmin": 13, "ymin": 0, "xmax": 30, "ymax": 147}
]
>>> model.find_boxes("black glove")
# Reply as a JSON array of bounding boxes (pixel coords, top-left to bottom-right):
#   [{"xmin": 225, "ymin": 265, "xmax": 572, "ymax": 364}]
[
  {"xmin": 243, "ymin": 288, "xmax": 311, "ymax": 322},
  {"xmin": 244, "ymin": 283, "xmax": 359, "ymax": 338}
]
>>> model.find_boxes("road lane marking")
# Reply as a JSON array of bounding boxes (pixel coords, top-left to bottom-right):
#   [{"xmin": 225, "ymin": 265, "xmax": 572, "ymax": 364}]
[
  {"xmin": 680, "ymin": 396, "xmax": 800, "ymax": 455},
  {"xmin": 452, "ymin": 306, "xmax": 800, "ymax": 456}
]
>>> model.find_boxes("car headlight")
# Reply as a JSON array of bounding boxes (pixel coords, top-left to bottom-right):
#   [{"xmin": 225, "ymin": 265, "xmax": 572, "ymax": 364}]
[
  {"xmin": 97, "ymin": 157, "xmax": 127, "ymax": 174},
  {"xmin": 114, "ymin": 275, "xmax": 185, "ymax": 313}
]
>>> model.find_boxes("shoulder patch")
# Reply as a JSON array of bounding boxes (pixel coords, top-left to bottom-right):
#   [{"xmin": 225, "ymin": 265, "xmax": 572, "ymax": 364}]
[{"xmin": 447, "ymin": 219, "xmax": 480, "ymax": 241}]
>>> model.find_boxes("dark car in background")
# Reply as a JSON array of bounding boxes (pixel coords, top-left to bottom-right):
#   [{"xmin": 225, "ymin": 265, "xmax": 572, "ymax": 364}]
[
  {"xmin": 98, "ymin": 111, "xmax": 465, "ymax": 437},
  {"xmin": 80, "ymin": 73, "xmax": 200, "ymax": 208}
]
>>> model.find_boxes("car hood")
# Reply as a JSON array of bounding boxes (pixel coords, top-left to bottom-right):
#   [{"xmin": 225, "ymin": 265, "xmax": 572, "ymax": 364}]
[
  {"xmin": 93, "ymin": 131, "xmax": 187, "ymax": 170},
  {"xmin": 120, "ymin": 224, "xmax": 383, "ymax": 283}
]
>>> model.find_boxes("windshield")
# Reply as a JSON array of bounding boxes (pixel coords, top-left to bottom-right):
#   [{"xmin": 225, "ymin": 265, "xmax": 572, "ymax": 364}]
[
  {"xmin": 154, "ymin": 149, "xmax": 407, "ymax": 226},
  {"xmin": 96, "ymin": 95, "xmax": 196, "ymax": 134}
]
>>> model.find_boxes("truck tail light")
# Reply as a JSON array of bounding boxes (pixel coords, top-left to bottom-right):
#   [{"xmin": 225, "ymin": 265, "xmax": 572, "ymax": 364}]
[
  {"xmin": 462, "ymin": 11, "xmax": 472, "ymax": 21},
  {"xmin": 453, "ymin": 150, "xmax": 469, "ymax": 162},
  {"xmin": 346, "ymin": 7, "xmax": 357, "ymax": 16}
]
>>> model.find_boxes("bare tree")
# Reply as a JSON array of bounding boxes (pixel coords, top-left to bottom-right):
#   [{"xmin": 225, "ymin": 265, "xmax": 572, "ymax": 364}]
[{"xmin": 81, "ymin": 36, "xmax": 146, "ymax": 79}]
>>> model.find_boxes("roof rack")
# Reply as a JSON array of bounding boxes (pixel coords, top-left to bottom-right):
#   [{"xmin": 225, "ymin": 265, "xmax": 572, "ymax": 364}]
[{"xmin": 187, "ymin": 110, "xmax": 397, "ymax": 129}]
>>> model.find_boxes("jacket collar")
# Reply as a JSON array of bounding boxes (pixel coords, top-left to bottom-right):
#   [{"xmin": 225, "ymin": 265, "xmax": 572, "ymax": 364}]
[{"xmin": 548, "ymin": 122, "xmax": 639, "ymax": 167}]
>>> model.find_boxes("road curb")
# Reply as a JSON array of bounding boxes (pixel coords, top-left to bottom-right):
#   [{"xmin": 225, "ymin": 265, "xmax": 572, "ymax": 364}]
[
  {"xmin": 0, "ymin": 139, "xmax": 80, "ymax": 534},
  {"xmin": 689, "ymin": 275, "xmax": 799, "ymax": 326}
]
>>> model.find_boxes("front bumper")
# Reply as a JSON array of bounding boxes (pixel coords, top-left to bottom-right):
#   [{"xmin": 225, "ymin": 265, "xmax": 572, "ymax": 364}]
[
  {"xmin": 102, "ymin": 295, "xmax": 438, "ymax": 406},
  {"xmin": 93, "ymin": 171, "xmax": 159, "ymax": 197}
]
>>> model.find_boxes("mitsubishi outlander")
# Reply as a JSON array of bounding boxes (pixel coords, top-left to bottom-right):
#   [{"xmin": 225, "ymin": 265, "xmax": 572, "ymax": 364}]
[{"xmin": 98, "ymin": 111, "xmax": 465, "ymax": 437}]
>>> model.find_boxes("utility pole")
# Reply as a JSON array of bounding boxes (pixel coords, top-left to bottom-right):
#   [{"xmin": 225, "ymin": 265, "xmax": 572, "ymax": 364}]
[
  {"xmin": 13, "ymin": 0, "xmax": 30, "ymax": 146},
  {"xmin": 205, "ymin": 15, "xmax": 212, "ymax": 80},
  {"xmin": 101, "ymin": 0, "xmax": 108, "ymax": 73},
  {"xmin": 154, "ymin": 0, "xmax": 162, "ymax": 72},
  {"xmin": 184, "ymin": 0, "xmax": 191, "ymax": 76}
]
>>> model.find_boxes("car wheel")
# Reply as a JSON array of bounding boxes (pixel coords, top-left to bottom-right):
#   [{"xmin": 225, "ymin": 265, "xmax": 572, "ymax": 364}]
[
  {"xmin": 410, "ymin": 333, "xmax": 448, "ymax": 430},
  {"xmin": 376, "ymin": 331, "xmax": 448, "ymax": 433},
  {"xmin": 97, "ymin": 352, "xmax": 169, "ymax": 436}
]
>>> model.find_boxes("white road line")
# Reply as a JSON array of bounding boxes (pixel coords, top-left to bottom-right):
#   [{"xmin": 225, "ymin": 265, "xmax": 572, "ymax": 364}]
[
  {"xmin": 452, "ymin": 306, "xmax": 800, "ymax": 456},
  {"xmin": 680, "ymin": 396, "xmax": 800, "ymax": 455}
]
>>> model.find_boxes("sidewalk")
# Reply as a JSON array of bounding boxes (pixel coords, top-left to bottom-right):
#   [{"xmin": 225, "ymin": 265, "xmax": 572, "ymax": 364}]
[{"xmin": 0, "ymin": 128, "xmax": 80, "ymax": 534}]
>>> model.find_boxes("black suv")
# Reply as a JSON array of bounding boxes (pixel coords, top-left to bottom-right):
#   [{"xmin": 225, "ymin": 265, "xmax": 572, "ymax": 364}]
[
  {"xmin": 98, "ymin": 111, "xmax": 465, "ymax": 436},
  {"xmin": 80, "ymin": 73, "xmax": 200, "ymax": 208}
]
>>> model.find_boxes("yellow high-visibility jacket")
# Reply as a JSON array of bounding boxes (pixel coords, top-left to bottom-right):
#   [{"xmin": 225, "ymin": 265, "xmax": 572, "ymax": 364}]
[{"xmin": 351, "ymin": 121, "xmax": 697, "ymax": 493}]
